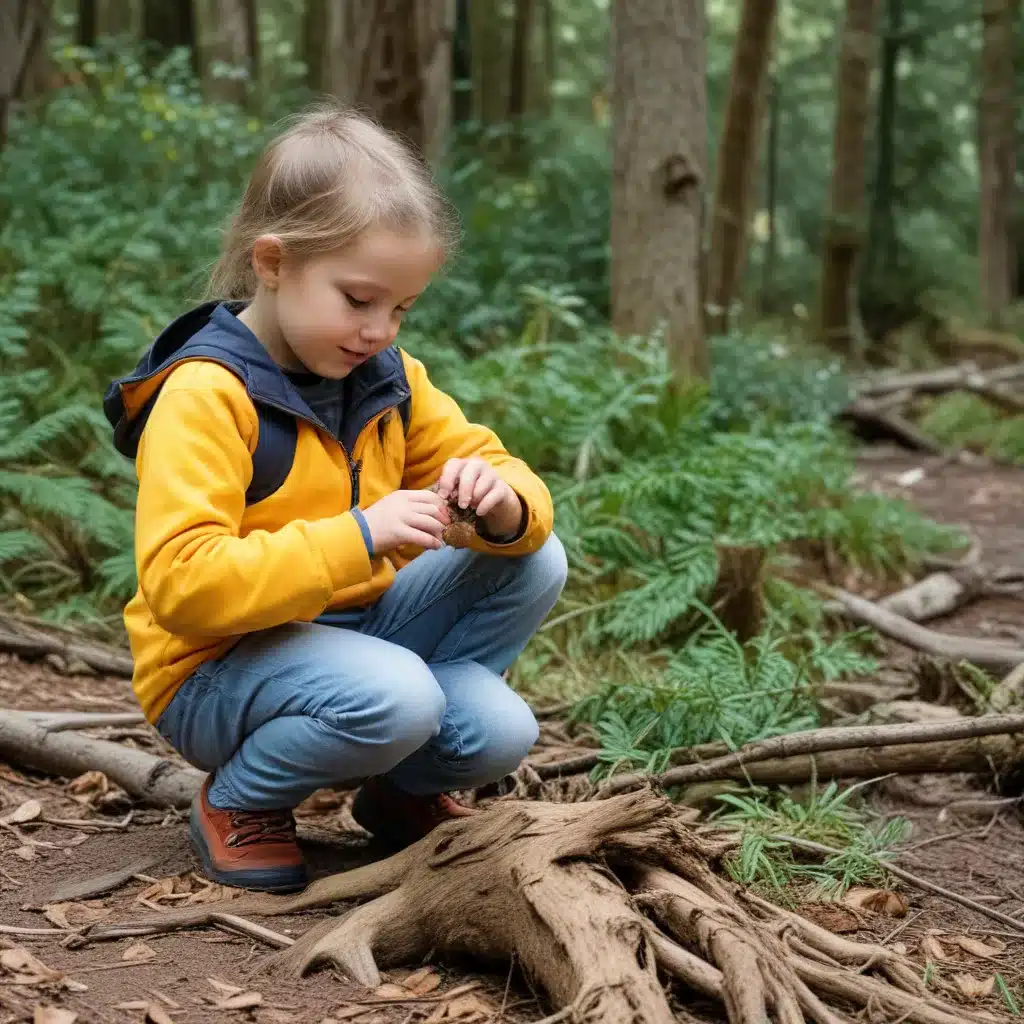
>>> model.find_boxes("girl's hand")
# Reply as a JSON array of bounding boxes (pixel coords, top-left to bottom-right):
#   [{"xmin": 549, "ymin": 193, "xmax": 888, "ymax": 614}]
[
  {"xmin": 438, "ymin": 457, "xmax": 523, "ymax": 538},
  {"xmin": 362, "ymin": 490, "xmax": 450, "ymax": 553}
]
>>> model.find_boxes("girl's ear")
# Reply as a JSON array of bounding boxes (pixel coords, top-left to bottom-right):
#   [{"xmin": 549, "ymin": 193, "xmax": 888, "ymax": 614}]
[{"xmin": 250, "ymin": 235, "xmax": 284, "ymax": 290}]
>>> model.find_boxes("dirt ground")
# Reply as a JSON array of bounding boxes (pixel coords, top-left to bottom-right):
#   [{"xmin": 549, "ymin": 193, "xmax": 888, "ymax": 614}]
[{"xmin": 4, "ymin": 448, "xmax": 1024, "ymax": 1023}]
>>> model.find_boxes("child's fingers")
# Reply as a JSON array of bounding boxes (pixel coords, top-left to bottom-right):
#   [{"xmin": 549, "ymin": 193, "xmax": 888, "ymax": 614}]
[
  {"xmin": 438, "ymin": 459, "xmax": 465, "ymax": 499},
  {"xmin": 409, "ymin": 511, "xmax": 446, "ymax": 537},
  {"xmin": 404, "ymin": 527, "xmax": 443, "ymax": 550},
  {"xmin": 472, "ymin": 470, "xmax": 496, "ymax": 506},
  {"xmin": 457, "ymin": 460, "xmax": 485, "ymax": 508},
  {"xmin": 474, "ymin": 482, "xmax": 504, "ymax": 518}
]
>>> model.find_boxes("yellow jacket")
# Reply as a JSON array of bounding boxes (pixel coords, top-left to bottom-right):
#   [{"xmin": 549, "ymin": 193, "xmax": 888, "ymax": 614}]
[{"xmin": 104, "ymin": 302, "xmax": 553, "ymax": 722}]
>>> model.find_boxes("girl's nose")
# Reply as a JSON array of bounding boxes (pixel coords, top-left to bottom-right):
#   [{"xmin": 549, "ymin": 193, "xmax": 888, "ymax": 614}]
[{"xmin": 360, "ymin": 310, "xmax": 396, "ymax": 346}]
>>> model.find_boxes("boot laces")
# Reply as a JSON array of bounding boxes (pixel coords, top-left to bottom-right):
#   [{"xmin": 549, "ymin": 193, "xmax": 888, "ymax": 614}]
[{"xmin": 227, "ymin": 809, "xmax": 296, "ymax": 848}]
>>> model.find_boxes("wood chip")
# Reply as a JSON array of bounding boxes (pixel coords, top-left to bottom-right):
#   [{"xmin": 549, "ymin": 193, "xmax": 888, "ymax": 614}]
[
  {"xmin": 920, "ymin": 934, "xmax": 947, "ymax": 961},
  {"xmin": 952, "ymin": 935, "xmax": 1007, "ymax": 959},
  {"xmin": 121, "ymin": 942, "xmax": 157, "ymax": 963},
  {"xmin": 207, "ymin": 978, "xmax": 244, "ymax": 998},
  {"xmin": 954, "ymin": 973, "xmax": 996, "ymax": 1000},
  {"xmin": 1, "ymin": 946, "xmax": 65, "ymax": 985},
  {"xmin": 842, "ymin": 887, "xmax": 909, "ymax": 917},
  {"xmin": 145, "ymin": 1003, "xmax": 176, "ymax": 1024},
  {"xmin": 213, "ymin": 992, "xmax": 263, "ymax": 1011},
  {"xmin": 2, "ymin": 799, "xmax": 42, "ymax": 825},
  {"xmin": 12, "ymin": 845, "xmax": 36, "ymax": 861},
  {"xmin": 42, "ymin": 902, "xmax": 112, "ymax": 931},
  {"xmin": 403, "ymin": 968, "xmax": 441, "ymax": 996},
  {"xmin": 33, "ymin": 1006, "xmax": 77, "ymax": 1024}
]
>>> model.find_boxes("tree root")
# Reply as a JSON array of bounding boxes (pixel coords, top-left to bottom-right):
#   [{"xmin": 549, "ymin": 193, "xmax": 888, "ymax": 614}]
[{"xmin": 84, "ymin": 793, "xmax": 996, "ymax": 1023}]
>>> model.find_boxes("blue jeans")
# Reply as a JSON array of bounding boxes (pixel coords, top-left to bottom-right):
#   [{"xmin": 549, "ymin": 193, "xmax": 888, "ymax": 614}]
[{"xmin": 156, "ymin": 535, "xmax": 567, "ymax": 811}]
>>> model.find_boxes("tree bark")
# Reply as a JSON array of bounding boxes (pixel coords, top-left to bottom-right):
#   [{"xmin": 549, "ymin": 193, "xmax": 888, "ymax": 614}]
[
  {"xmin": 705, "ymin": 0, "xmax": 777, "ymax": 336},
  {"xmin": 759, "ymin": 74, "xmax": 781, "ymax": 313},
  {"xmin": 469, "ymin": 0, "xmax": 508, "ymax": 124},
  {"xmin": 0, "ymin": 0, "xmax": 48, "ymax": 152},
  {"xmin": 78, "ymin": 0, "xmax": 140, "ymax": 43},
  {"xmin": 611, "ymin": 0, "xmax": 708, "ymax": 383},
  {"xmin": 978, "ymin": 0, "xmax": 1017, "ymax": 326},
  {"xmin": 818, "ymin": 0, "xmax": 878, "ymax": 355},
  {"xmin": 861, "ymin": 0, "xmax": 902, "ymax": 330},
  {"xmin": 305, "ymin": 0, "xmax": 454, "ymax": 166},
  {"xmin": 141, "ymin": 0, "xmax": 196, "ymax": 65},
  {"xmin": 194, "ymin": 0, "xmax": 258, "ymax": 105}
]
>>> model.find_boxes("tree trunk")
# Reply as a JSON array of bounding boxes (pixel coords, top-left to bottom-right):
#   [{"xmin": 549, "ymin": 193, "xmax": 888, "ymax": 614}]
[
  {"xmin": 0, "ymin": 0, "xmax": 48, "ymax": 152},
  {"xmin": 759, "ymin": 74, "xmax": 781, "ymax": 314},
  {"xmin": 611, "ymin": 0, "xmax": 708, "ymax": 383},
  {"xmin": 141, "ymin": 0, "xmax": 196, "ymax": 66},
  {"xmin": 194, "ymin": 0, "xmax": 258, "ymax": 105},
  {"xmin": 705, "ymin": 0, "xmax": 777, "ymax": 336},
  {"xmin": 861, "ymin": 0, "xmax": 902, "ymax": 334},
  {"xmin": 818, "ymin": 0, "xmax": 878, "ymax": 355},
  {"xmin": 507, "ymin": 0, "xmax": 534, "ymax": 121},
  {"xmin": 469, "ymin": 0, "xmax": 508, "ymax": 124},
  {"xmin": 978, "ymin": 0, "xmax": 1017, "ymax": 326},
  {"xmin": 451, "ymin": 0, "xmax": 472, "ymax": 123},
  {"xmin": 78, "ymin": 0, "xmax": 140, "ymax": 43},
  {"xmin": 305, "ymin": 0, "xmax": 453, "ymax": 165}
]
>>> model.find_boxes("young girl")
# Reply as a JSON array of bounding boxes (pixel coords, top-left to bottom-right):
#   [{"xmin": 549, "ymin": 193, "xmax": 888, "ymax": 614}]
[{"xmin": 103, "ymin": 105, "xmax": 566, "ymax": 893}]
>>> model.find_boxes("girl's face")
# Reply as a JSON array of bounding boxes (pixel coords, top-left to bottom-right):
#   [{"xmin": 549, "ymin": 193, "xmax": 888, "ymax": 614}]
[{"xmin": 253, "ymin": 226, "xmax": 441, "ymax": 378}]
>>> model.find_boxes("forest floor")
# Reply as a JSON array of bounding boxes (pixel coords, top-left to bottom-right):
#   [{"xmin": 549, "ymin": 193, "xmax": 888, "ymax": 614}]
[{"xmin": 3, "ymin": 446, "xmax": 1024, "ymax": 1024}]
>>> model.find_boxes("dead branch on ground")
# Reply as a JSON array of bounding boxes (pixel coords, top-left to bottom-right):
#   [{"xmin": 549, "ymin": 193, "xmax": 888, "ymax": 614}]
[
  {"xmin": 0, "ymin": 614, "xmax": 133, "ymax": 677},
  {"xmin": 80, "ymin": 794, "xmax": 994, "ymax": 1024}
]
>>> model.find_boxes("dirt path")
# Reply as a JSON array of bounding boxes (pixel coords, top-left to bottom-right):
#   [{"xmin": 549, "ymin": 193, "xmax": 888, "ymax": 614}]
[{"xmin": 3, "ymin": 450, "xmax": 1024, "ymax": 1023}]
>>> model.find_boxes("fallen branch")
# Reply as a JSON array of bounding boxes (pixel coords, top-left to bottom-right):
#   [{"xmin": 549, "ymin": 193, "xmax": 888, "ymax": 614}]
[
  {"xmin": 676, "ymin": 733, "xmax": 1021, "ymax": 789},
  {"xmin": 22, "ymin": 711, "xmax": 147, "ymax": 732},
  {"xmin": 46, "ymin": 854, "xmax": 168, "ymax": 904},
  {"xmin": 82, "ymin": 795, "xmax": 991, "ymax": 1024},
  {"xmin": 857, "ymin": 360, "xmax": 1024, "ymax": 398},
  {"xmin": 877, "ymin": 568, "xmax": 987, "ymax": 623},
  {"xmin": 0, "ymin": 615, "xmax": 133, "ymax": 677},
  {"xmin": 71, "ymin": 912, "xmax": 293, "ymax": 950},
  {"xmin": 778, "ymin": 834, "xmax": 1024, "ymax": 936},
  {"xmin": 0, "ymin": 708, "xmax": 203, "ymax": 808},
  {"xmin": 598, "ymin": 714, "xmax": 1024, "ymax": 797},
  {"xmin": 827, "ymin": 586, "xmax": 1024, "ymax": 672},
  {"xmin": 841, "ymin": 399, "xmax": 946, "ymax": 454}
]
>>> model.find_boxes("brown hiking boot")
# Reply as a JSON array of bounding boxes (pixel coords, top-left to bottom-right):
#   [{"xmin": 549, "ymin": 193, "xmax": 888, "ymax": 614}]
[
  {"xmin": 350, "ymin": 776, "xmax": 478, "ymax": 850},
  {"xmin": 190, "ymin": 778, "xmax": 307, "ymax": 893}
]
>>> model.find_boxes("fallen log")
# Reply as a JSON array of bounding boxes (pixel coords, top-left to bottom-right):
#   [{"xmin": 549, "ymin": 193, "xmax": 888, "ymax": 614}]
[
  {"xmin": 827, "ymin": 586, "xmax": 1024, "ymax": 672},
  {"xmin": 877, "ymin": 568, "xmax": 986, "ymax": 623},
  {"xmin": 80, "ymin": 794, "xmax": 993, "ymax": 1024},
  {"xmin": 0, "ymin": 708, "xmax": 202, "ymax": 807},
  {"xmin": 22, "ymin": 711, "xmax": 147, "ymax": 732},
  {"xmin": 598, "ymin": 714, "xmax": 1024, "ymax": 796},
  {"xmin": 0, "ymin": 615, "xmax": 133, "ymax": 678},
  {"xmin": 857, "ymin": 360, "xmax": 1024, "ymax": 398},
  {"xmin": 841, "ymin": 399, "xmax": 946, "ymax": 454}
]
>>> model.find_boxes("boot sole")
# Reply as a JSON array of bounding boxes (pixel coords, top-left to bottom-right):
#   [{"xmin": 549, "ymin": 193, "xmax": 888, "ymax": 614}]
[{"xmin": 190, "ymin": 813, "xmax": 308, "ymax": 894}]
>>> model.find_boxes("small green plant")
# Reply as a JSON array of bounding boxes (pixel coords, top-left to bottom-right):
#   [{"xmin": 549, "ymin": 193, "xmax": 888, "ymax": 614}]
[
  {"xmin": 997, "ymin": 974, "xmax": 1021, "ymax": 1016},
  {"xmin": 711, "ymin": 779, "xmax": 912, "ymax": 900}
]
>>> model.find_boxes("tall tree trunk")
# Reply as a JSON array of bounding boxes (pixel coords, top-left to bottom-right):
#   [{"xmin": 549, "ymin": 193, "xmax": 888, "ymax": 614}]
[
  {"xmin": 305, "ymin": 0, "xmax": 454, "ymax": 166},
  {"xmin": 705, "ymin": 0, "xmax": 777, "ymax": 335},
  {"xmin": 194, "ymin": 0, "xmax": 258, "ymax": 105},
  {"xmin": 0, "ymin": 0, "xmax": 48, "ymax": 152},
  {"xmin": 141, "ymin": 0, "xmax": 196, "ymax": 67},
  {"xmin": 469, "ymin": 0, "xmax": 508, "ymax": 124},
  {"xmin": 759, "ymin": 74, "xmax": 781, "ymax": 314},
  {"xmin": 978, "ymin": 0, "xmax": 1017, "ymax": 326},
  {"xmin": 79, "ymin": 0, "xmax": 141, "ymax": 43},
  {"xmin": 818, "ymin": 0, "xmax": 878, "ymax": 355},
  {"xmin": 452, "ymin": 0, "xmax": 472, "ymax": 123},
  {"xmin": 861, "ymin": 0, "xmax": 902, "ymax": 331},
  {"xmin": 611, "ymin": 0, "xmax": 708, "ymax": 383}
]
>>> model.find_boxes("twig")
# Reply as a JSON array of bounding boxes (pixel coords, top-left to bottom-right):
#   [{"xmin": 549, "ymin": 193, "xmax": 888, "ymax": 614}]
[
  {"xmin": 45, "ymin": 853, "xmax": 166, "ymax": 903},
  {"xmin": 0, "ymin": 924, "xmax": 71, "ymax": 936},
  {"xmin": 825, "ymin": 587, "xmax": 1024, "ymax": 672},
  {"xmin": 598, "ymin": 714, "xmax": 1024, "ymax": 796},
  {"xmin": 776, "ymin": 834, "xmax": 1024, "ymax": 935},
  {"xmin": 74, "ymin": 911, "xmax": 294, "ymax": 951}
]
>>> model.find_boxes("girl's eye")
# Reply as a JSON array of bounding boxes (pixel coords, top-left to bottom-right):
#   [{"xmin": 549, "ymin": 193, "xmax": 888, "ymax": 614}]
[{"xmin": 345, "ymin": 293, "xmax": 371, "ymax": 309}]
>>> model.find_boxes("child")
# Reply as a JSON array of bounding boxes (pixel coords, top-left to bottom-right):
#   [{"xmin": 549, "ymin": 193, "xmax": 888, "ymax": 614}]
[{"xmin": 103, "ymin": 105, "xmax": 566, "ymax": 893}]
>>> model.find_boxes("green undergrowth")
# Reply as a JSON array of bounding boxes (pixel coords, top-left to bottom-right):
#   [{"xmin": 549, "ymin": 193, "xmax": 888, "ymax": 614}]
[
  {"xmin": 918, "ymin": 391, "xmax": 1024, "ymax": 465},
  {"xmin": 710, "ymin": 780, "xmax": 912, "ymax": 902}
]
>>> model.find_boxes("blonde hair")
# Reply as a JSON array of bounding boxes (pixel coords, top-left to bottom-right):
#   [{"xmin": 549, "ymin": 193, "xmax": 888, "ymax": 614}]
[{"xmin": 209, "ymin": 103, "xmax": 460, "ymax": 299}]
